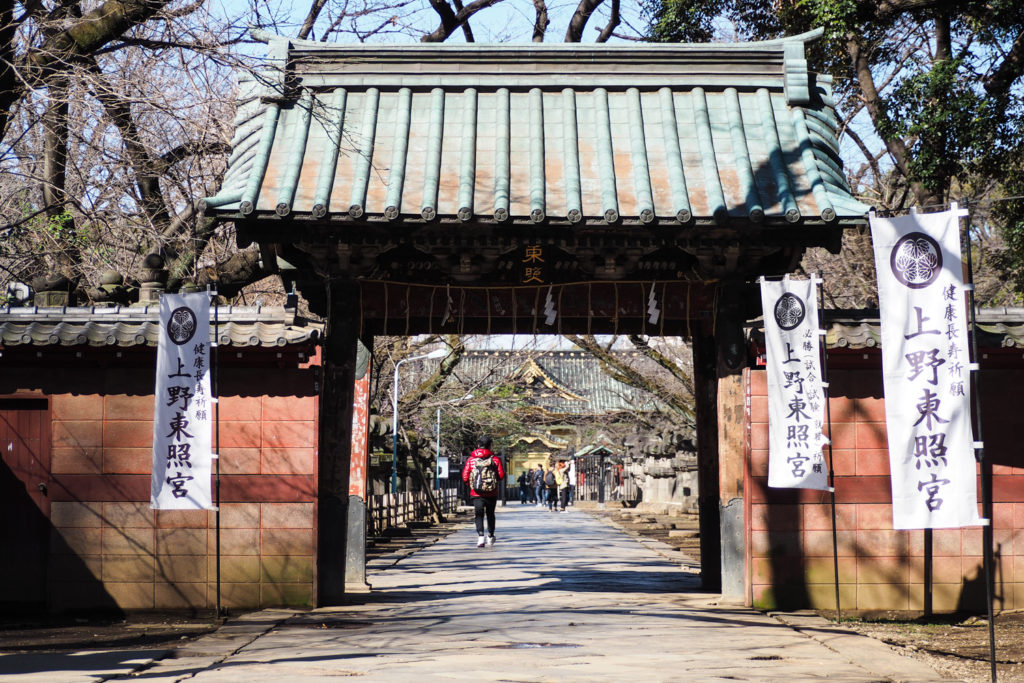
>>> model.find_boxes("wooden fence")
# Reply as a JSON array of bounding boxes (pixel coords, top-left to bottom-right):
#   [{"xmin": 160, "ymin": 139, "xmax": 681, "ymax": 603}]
[{"xmin": 366, "ymin": 487, "xmax": 461, "ymax": 536}]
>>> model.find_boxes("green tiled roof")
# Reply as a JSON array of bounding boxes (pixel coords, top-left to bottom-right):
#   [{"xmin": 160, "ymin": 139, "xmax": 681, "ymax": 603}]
[
  {"xmin": 455, "ymin": 350, "xmax": 668, "ymax": 415},
  {"xmin": 203, "ymin": 30, "xmax": 868, "ymax": 227}
]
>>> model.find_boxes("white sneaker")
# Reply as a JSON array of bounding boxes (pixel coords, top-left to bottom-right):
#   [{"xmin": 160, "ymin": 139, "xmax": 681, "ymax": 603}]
[
  {"xmin": 476, "ymin": 536, "xmax": 486, "ymax": 548},
  {"xmin": 486, "ymin": 536, "xmax": 496, "ymax": 547}
]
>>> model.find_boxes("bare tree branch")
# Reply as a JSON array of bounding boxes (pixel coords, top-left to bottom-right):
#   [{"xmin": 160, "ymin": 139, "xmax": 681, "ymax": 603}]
[
  {"xmin": 420, "ymin": 0, "xmax": 503, "ymax": 42},
  {"xmin": 563, "ymin": 334, "xmax": 695, "ymax": 424},
  {"xmin": 298, "ymin": 0, "xmax": 328, "ymax": 39},
  {"xmin": 846, "ymin": 34, "xmax": 939, "ymax": 207},
  {"xmin": 450, "ymin": 0, "xmax": 475, "ymax": 41},
  {"xmin": 531, "ymin": 0, "xmax": 548, "ymax": 42},
  {"xmin": 984, "ymin": 28, "xmax": 1024, "ymax": 97},
  {"xmin": 595, "ymin": 0, "xmax": 618, "ymax": 43},
  {"xmin": 564, "ymin": 0, "xmax": 603, "ymax": 42}
]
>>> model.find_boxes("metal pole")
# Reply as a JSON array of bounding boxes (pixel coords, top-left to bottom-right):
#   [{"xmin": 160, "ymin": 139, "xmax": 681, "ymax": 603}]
[
  {"xmin": 924, "ymin": 528, "xmax": 933, "ymax": 617},
  {"xmin": 817, "ymin": 274, "xmax": 841, "ymax": 623},
  {"xmin": 390, "ymin": 350, "xmax": 447, "ymax": 495},
  {"xmin": 210, "ymin": 286, "xmax": 222, "ymax": 619},
  {"xmin": 960, "ymin": 201, "xmax": 997, "ymax": 683},
  {"xmin": 392, "ymin": 359, "xmax": 401, "ymax": 494},
  {"xmin": 435, "ymin": 406, "xmax": 441, "ymax": 491}
]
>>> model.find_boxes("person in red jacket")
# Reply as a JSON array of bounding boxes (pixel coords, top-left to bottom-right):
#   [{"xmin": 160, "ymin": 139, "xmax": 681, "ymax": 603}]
[{"xmin": 461, "ymin": 436, "xmax": 505, "ymax": 547}]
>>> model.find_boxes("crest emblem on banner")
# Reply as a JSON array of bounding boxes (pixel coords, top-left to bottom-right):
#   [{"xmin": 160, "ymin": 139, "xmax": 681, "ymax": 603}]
[
  {"xmin": 890, "ymin": 232, "xmax": 942, "ymax": 288},
  {"xmin": 167, "ymin": 307, "xmax": 198, "ymax": 344},
  {"xmin": 774, "ymin": 293, "xmax": 806, "ymax": 330}
]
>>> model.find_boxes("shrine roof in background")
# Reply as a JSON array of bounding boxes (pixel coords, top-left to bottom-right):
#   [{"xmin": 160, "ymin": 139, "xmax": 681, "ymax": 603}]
[{"xmin": 453, "ymin": 349, "xmax": 668, "ymax": 415}]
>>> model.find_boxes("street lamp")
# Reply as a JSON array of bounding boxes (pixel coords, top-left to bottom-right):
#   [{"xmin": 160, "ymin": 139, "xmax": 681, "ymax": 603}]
[
  {"xmin": 392, "ymin": 348, "xmax": 447, "ymax": 494},
  {"xmin": 435, "ymin": 393, "xmax": 473, "ymax": 489}
]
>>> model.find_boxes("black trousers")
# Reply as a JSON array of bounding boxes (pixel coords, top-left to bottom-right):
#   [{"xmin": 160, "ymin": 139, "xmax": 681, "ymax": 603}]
[{"xmin": 473, "ymin": 496, "xmax": 497, "ymax": 536}]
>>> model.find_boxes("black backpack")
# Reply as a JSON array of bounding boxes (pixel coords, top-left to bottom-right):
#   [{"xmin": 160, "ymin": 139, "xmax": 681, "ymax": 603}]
[{"xmin": 544, "ymin": 470, "xmax": 555, "ymax": 486}]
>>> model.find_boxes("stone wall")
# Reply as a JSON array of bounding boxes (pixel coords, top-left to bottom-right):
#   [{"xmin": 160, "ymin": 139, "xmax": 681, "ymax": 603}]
[{"xmin": 747, "ymin": 355, "xmax": 1024, "ymax": 614}]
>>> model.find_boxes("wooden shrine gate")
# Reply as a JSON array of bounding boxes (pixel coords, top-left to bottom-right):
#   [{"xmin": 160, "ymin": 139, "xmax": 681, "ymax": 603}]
[{"xmin": 202, "ymin": 30, "xmax": 869, "ymax": 604}]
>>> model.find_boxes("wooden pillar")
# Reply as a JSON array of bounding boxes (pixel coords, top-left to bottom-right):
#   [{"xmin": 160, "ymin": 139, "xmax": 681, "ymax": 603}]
[
  {"xmin": 345, "ymin": 338, "xmax": 373, "ymax": 593},
  {"xmin": 693, "ymin": 288, "xmax": 749, "ymax": 600},
  {"xmin": 317, "ymin": 282, "xmax": 359, "ymax": 605},
  {"xmin": 693, "ymin": 327, "xmax": 722, "ymax": 593}
]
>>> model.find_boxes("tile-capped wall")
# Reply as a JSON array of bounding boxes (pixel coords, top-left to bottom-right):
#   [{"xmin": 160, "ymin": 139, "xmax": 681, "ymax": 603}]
[
  {"xmin": 747, "ymin": 362, "xmax": 1024, "ymax": 614},
  {"xmin": 44, "ymin": 364, "xmax": 318, "ymax": 611}
]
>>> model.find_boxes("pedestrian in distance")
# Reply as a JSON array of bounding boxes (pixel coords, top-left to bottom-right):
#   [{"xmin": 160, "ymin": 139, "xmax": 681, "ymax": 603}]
[
  {"xmin": 544, "ymin": 464, "xmax": 557, "ymax": 511},
  {"xmin": 533, "ymin": 464, "xmax": 545, "ymax": 507},
  {"xmin": 567, "ymin": 458, "xmax": 576, "ymax": 506},
  {"xmin": 555, "ymin": 460, "xmax": 570, "ymax": 511},
  {"xmin": 517, "ymin": 469, "xmax": 530, "ymax": 504},
  {"xmin": 461, "ymin": 436, "xmax": 505, "ymax": 547}
]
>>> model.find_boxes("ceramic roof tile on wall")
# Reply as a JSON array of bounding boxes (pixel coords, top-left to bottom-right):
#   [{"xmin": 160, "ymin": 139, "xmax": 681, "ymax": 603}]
[
  {"xmin": 0, "ymin": 306, "xmax": 322, "ymax": 348},
  {"xmin": 202, "ymin": 30, "xmax": 869, "ymax": 227},
  {"xmin": 753, "ymin": 309, "xmax": 1024, "ymax": 350}
]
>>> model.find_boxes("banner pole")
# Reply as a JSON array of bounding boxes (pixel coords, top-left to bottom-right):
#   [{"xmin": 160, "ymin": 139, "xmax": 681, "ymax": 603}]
[
  {"xmin": 959, "ymin": 201, "xmax": 997, "ymax": 682},
  {"xmin": 817, "ymin": 274, "xmax": 841, "ymax": 623},
  {"xmin": 211, "ymin": 286, "xmax": 223, "ymax": 620}
]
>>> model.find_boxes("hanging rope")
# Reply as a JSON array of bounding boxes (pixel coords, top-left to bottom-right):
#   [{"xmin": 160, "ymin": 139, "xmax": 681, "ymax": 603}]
[
  {"xmin": 382, "ymin": 283, "xmax": 389, "ymax": 336},
  {"xmin": 685, "ymin": 282, "xmax": 691, "ymax": 340},
  {"xmin": 613, "ymin": 283, "xmax": 619, "ymax": 336},
  {"xmin": 404, "ymin": 285, "xmax": 411, "ymax": 337},
  {"xmin": 711, "ymin": 283, "xmax": 720, "ymax": 337},
  {"xmin": 536, "ymin": 286, "xmax": 544, "ymax": 333},
  {"xmin": 557, "ymin": 285, "xmax": 564, "ymax": 335},
  {"xmin": 428, "ymin": 286, "xmax": 436, "ymax": 335},
  {"xmin": 587, "ymin": 283, "xmax": 593, "ymax": 336},
  {"xmin": 512, "ymin": 286, "xmax": 518, "ymax": 339},
  {"xmin": 358, "ymin": 282, "xmax": 365, "ymax": 339},
  {"xmin": 660, "ymin": 281, "xmax": 668, "ymax": 337},
  {"xmin": 640, "ymin": 282, "xmax": 647, "ymax": 336},
  {"xmin": 458, "ymin": 288, "xmax": 466, "ymax": 336}
]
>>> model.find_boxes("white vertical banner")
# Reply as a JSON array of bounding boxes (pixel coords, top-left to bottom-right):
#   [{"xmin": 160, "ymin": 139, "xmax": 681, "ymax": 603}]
[
  {"xmin": 761, "ymin": 277, "xmax": 831, "ymax": 491},
  {"xmin": 871, "ymin": 209, "xmax": 982, "ymax": 529},
  {"xmin": 151, "ymin": 293, "xmax": 213, "ymax": 510}
]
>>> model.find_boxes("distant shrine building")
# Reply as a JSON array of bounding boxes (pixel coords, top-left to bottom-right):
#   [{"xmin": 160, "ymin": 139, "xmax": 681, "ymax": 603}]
[{"xmin": 3, "ymin": 31, "xmax": 1024, "ymax": 614}]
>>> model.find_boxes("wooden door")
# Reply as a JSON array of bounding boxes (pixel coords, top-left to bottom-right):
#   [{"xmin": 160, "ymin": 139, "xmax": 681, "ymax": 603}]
[{"xmin": 0, "ymin": 397, "xmax": 51, "ymax": 606}]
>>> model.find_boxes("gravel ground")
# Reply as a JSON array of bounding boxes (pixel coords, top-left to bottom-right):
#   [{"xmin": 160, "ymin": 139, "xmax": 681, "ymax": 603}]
[{"xmin": 843, "ymin": 611, "xmax": 1024, "ymax": 682}]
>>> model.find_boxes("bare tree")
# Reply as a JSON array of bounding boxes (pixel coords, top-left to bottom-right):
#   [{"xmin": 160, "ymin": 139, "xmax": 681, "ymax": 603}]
[{"xmin": 0, "ymin": 0, "xmax": 266, "ymax": 297}]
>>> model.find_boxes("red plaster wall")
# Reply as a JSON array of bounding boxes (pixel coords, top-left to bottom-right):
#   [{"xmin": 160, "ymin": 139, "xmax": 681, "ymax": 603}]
[
  {"xmin": 748, "ymin": 352, "xmax": 1024, "ymax": 614},
  {"xmin": 1, "ymin": 348, "xmax": 320, "ymax": 611}
]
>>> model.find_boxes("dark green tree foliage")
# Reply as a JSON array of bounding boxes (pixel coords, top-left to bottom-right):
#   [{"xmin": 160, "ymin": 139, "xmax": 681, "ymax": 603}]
[{"xmin": 645, "ymin": 0, "xmax": 1024, "ymax": 296}]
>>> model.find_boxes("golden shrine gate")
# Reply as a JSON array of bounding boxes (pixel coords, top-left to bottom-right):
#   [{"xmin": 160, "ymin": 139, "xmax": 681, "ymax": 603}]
[{"xmin": 199, "ymin": 29, "xmax": 870, "ymax": 604}]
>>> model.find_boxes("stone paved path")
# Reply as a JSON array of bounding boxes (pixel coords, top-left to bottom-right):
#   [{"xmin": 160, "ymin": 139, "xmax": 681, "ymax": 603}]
[{"xmin": 0, "ymin": 505, "xmax": 953, "ymax": 682}]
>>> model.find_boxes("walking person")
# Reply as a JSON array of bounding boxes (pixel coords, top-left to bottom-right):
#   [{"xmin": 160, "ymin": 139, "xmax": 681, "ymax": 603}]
[
  {"xmin": 544, "ymin": 464, "xmax": 557, "ymax": 511},
  {"xmin": 517, "ymin": 470, "xmax": 530, "ymax": 504},
  {"xmin": 567, "ymin": 458, "xmax": 577, "ymax": 506},
  {"xmin": 461, "ymin": 436, "xmax": 504, "ymax": 547},
  {"xmin": 555, "ymin": 460, "xmax": 570, "ymax": 511},
  {"xmin": 533, "ymin": 464, "xmax": 545, "ymax": 507}
]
